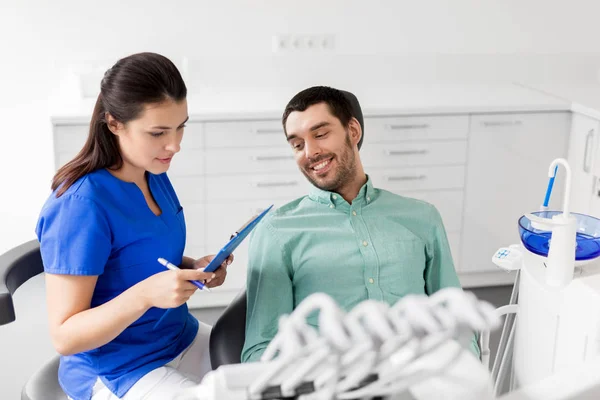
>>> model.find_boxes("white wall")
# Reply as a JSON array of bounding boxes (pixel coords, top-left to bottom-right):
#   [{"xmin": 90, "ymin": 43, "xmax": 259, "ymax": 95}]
[
  {"xmin": 3, "ymin": 0, "xmax": 600, "ymax": 398},
  {"xmin": 5, "ymin": 0, "xmax": 600, "ymax": 252}
]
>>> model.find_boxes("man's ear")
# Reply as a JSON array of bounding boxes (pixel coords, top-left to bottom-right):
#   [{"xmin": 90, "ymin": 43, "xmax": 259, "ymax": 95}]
[
  {"xmin": 348, "ymin": 117, "xmax": 362, "ymax": 148},
  {"xmin": 105, "ymin": 112, "xmax": 122, "ymax": 135}
]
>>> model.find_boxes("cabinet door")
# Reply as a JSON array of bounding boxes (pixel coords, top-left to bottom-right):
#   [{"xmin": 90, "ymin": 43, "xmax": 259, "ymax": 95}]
[
  {"xmin": 567, "ymin": 113, "xmax": 599, "ymax": 215},
  {"xmin": 53, "ymin": 124, "xmax": 89, "ymax": 169},
  {"xmin": 460, "ymin": 112, "xmax": 571, "ymax": 273}
]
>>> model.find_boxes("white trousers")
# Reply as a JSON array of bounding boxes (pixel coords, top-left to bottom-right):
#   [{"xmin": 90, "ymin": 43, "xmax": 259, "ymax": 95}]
[{"xmin": 88, "ymin": 321, "xmax": 212, "ymax": 400}]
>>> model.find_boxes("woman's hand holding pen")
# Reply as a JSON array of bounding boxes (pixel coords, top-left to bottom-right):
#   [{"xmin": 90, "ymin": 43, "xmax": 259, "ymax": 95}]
[
  {"xmin": 192, "ymin": 254, "xmax": 234, "ymax": 288},
  {"xmin": 137, "ymin": 268, "xmax": 215, "ymax": 309}
]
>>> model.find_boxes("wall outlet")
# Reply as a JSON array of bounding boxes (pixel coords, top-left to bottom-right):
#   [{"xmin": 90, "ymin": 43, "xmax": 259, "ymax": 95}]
[{"xmin": 272, "ymin": 34, "xmax": 335, "ymax": 52}]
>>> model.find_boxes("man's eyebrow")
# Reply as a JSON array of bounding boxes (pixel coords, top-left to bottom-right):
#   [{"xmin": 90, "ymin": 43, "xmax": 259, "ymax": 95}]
[
  {"xmin": 309, "ymin": 122, "xmax": 330, "ymax": 131},
  {"xmin": 286, "ymin": 122, "xmax": 331, "ymax": 141}
]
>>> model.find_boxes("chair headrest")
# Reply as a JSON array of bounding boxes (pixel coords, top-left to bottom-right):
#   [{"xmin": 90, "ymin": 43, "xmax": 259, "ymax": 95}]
[{"xmin": 340, "ymin": 90, "xmax": 364, "ymax": 150}]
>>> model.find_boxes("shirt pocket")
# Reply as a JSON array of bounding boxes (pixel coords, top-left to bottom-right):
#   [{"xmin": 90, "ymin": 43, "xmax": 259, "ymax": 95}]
[{"xmin": 378, "ymin": 238, "xmax": 427, "ymax": 297}]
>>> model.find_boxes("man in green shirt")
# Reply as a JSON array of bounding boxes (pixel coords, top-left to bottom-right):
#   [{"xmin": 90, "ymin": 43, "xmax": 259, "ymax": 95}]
[{"xmin": 241, "ymin": 86, "xmax": 480, "ymax": 362}]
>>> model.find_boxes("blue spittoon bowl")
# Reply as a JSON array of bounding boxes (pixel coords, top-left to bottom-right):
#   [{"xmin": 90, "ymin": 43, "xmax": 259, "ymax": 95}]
[{"xmin": 518, "ymin": 211, "xmax": 600, "ymax": 260}]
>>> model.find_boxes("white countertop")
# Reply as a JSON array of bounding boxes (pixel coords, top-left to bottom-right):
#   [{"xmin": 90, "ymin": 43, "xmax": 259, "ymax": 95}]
[
  {"xmin": 50, "ymin": 83, "xmax": 582, "ymax": 124},
  {"xmin": 515, "ymin": 82, "xmax": 600, "ymax": 121}
]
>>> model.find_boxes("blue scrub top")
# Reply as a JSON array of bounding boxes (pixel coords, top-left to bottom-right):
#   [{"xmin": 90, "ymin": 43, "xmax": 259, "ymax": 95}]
[{"xmin": 35, "ymin": 168, "xmax": 199, "ymax": 400}]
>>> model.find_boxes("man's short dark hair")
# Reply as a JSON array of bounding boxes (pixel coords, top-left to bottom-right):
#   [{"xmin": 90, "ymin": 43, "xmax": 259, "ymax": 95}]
[{"xmin": 282, "ymin": 86, "xmax": 364, "ymax": 150}]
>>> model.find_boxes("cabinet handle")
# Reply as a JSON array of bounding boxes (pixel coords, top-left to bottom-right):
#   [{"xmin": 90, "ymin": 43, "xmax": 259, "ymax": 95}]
[
  {"xmin": 253, "ymin": 155, "xmax": 295, "ymax": 161},
  {"xmin": 386, "ymin": 123, "xmax": 430, "ymax": 130},
  {"xmin": 386, "ymin": 175, "xmax": 427, "ymax": 181},
  {"xmin": 583, "ymin": 129, "xmax": 594, "ymax": 173},
  {"xmin": 253, "ymin": 181, "xmax": 298, "ymax": 188},
  {"xmin": 253, "ymin": 128, "xmax": 282, "ymax": 135},
  {"xmin": 385, "ymin": 149, "xmax": 429, "ymax": 156},
  {"xmin": 482, "ymin": 120, "xmax": 523, "ymax": 127}
]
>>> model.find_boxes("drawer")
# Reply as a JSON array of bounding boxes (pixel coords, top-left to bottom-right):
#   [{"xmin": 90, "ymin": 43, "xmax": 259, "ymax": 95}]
[
  {"xmin": 368, "ymin": 165, "xmax": 465, "ymax": 192},
  {"xmin": 170, "ymin": 176, "xmax": 206, "ymax": 204},
  {"xmin": 469, "ymin": 113, "xmax": 570, "ymax": 163},
  {"xmin": 204, "ymin": 147, "xmax": 297, "ymax": 175},
  {"xmin": 361, "ymin": 141, "xmax": 467, "ymax": 168},
  {"xmin": 54, "ymin": 124, "xmax": 88, "ymax": 153},
  {"xmin": 364, "ymin": 115, "xmax": 469, "ymax": 143},
  {"xmin": 204, "ymin": 120, "xmax": 285, "ymax": 148},
  {"xmin": 205, "ymin": 173, "xmax": 311, "ymax": 201},
  {"xmin": 182, "ymin": 204, "xmax": 206, "ymax": 248},
  {"xmin": 398, "ymin": 190, "xmax": 464, "ymax": 233},
  {"xmin": 205, "ymin": 202, "xmax": 277, "ymax": 248},
  {"xmin": 169, "ymin": 149, "xmax": 204, "ymax": 176}
]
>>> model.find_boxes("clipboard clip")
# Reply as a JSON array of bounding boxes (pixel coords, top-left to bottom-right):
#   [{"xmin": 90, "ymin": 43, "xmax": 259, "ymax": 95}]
[{"xmin": 230, "ymin": 212, "xmax": 261, "ymax": 240}]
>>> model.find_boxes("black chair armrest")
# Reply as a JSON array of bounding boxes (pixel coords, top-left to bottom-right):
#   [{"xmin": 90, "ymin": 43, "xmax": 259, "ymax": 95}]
[
  {"xmin": 0, "ymin": 240, "xmax": 43, "ymax": 325},
  {"xmin": 209, "ymin": 290, "xmax": 247, "ymax": 369}
]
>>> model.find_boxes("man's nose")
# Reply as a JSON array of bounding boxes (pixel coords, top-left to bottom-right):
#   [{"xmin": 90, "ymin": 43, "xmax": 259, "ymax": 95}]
[{"xmin": 304, "ymin": 139, "xmax": 321, "ymax": 160}]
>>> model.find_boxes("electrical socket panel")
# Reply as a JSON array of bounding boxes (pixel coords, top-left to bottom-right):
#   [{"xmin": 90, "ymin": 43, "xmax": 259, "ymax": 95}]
[{"xmin": 272, "ymin": 34, "xmax": 335, "ymax": 52}]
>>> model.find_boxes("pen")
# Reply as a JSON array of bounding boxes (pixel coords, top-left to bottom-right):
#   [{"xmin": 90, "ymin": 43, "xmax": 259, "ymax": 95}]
[
  {"xmin": 157, "ymin": 257, "xmax": 211, "ymax": 292},
  {"xmin": 230, "ymin": 213, "xmax": 259, "ymax": 240}
]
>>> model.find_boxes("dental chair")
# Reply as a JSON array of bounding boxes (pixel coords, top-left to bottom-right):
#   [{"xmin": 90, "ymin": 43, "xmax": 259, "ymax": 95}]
[
  {"xmin": 1, "ymin": 239, "xmax": 248, "ymax": 399},
  {"xmin": 0, "ymin": 238, "xmax": 246, "ymax": 399},
  {"xmin": 0, "ymin": 239, "xmax": 67, "ymax": 400},
  {"xmin": 209, "ymin": 290, "xmax": 247, "ymax": 369}
]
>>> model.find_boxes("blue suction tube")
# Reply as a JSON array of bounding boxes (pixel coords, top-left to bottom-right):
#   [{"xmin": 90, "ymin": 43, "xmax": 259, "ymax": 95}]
[{"xmin": 542, "ymin": 165, "xmax": 559, "ymax": 208}]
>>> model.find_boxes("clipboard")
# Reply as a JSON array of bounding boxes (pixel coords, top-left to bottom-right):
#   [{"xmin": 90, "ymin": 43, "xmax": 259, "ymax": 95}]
[{"xmin": 202, "ymin": 204, "xmax": 274, "ymax": 273}]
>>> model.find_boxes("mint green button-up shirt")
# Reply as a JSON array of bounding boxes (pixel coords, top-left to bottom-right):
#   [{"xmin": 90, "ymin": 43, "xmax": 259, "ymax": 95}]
[{"xmin": 242, "ymin": 177, "xmax": 479, "ymax": 362}]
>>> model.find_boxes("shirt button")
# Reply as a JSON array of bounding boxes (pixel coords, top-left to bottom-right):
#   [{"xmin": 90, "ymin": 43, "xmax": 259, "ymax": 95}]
[
  {"xmin": 368, "ymin": 278, "xmax": 374, "ymax": 284},
  {"xmin": 362, "ymin": 240, "xmax": 368, "ymax": 246},
  {"xmin": 367, "ymin": 196, "xmax": 371, "ymax": 202},
  {"xmin": 352, "ymin": 211, "xmax": 357, "ymax": 216},
  {"xmin": 332, "ymin": 194, "xmax": 338, "ymax": 200},
  {"xmin": 330, "ymin": 204, "xmax": 335, "ymax": 209}
]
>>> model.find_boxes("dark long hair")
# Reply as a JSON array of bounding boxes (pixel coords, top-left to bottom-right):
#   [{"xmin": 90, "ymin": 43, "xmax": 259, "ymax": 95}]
[{"xmin": 52, "ymin": 52, "xmax": 187, "ymax": 197}]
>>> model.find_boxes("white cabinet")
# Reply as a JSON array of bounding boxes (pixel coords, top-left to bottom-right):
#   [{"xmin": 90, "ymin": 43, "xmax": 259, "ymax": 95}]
[
  {"xmin": 590, "ymin": 181, "xmax": 600, "ymax": 219},
  {"xmin": 460, "ymin": 112, "xmax": 571, "ymax": 273},
  {"xmin": 563, "ymin": 112, "xmax": 600, "ymax": 231},
  {"xmin": 362, "ymin": 114, "xmax": 469, "ymax": 270},
  {"xmin": 567, "ymin": 113, "xmax": 600, "ymax": 216},
  {"xmin": 364, "ymin": 115, "xmax": 469, "ymax": 142},
  {"xmin": 204, "ymin": 120, "xmax": 284, "ymax": 148}
]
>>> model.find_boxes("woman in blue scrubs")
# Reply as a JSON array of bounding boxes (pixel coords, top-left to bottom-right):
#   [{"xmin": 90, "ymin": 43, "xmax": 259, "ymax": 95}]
[{"xmin": 35, "ymin": 52, "xmax": 230, "ymax": 400}]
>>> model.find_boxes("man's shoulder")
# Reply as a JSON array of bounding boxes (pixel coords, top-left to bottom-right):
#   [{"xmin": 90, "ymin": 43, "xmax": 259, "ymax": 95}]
[
  {"xmin": 249, "ymin": 196, "xmax": 311, "ymax": 251},
  {"xmin": 375, "ymin": 187, "xmax": 437, "ymax": 215},
  {"xmin": 253, "ymin": 194, "xmax": 327, "ymax": 240},
  {"xmin": 268, "ymin": 195, "xmax": 311, "ymax": 220}
]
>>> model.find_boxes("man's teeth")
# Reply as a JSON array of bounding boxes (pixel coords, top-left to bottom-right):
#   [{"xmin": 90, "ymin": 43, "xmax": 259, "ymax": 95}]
[{"xmin": 313, "ymin": 160, "xmax": 330, "ymax": 171}]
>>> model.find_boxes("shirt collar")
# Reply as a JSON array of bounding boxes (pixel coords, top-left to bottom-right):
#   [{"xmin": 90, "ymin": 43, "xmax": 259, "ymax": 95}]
[{"xmin": 308, "ymin": 175, "xmax": 376, "ymax": 207}]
